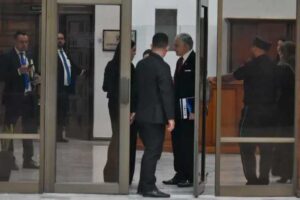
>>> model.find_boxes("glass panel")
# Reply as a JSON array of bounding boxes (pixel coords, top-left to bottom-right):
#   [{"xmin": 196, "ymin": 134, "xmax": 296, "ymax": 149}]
[
  {"xmin": 216, "ymin": 0, "xmax": 296, "ymax": 193},
  {"xmin": 0, "ymin": 0, "xmax": 42, "ymax": 183},
  {"xmin": 131, "ymin": 2, "xmax": 201, "ymax": 196},
  {"xmin": 55, "ymin": 4, "xmax": 122, "ymax": 184}
]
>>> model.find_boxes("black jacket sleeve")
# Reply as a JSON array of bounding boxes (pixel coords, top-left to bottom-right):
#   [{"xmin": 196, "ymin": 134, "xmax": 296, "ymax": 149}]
[
  {"xmin": 157, "ymin": 63, "xmax": 175, "ymax": 120},
  {"xmin": 102, "ymin": 61, "xmax": 112, "ymax": 92}
]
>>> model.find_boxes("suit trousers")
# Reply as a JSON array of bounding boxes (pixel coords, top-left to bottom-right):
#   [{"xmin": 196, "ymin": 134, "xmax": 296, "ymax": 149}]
[
  {"xmin": 172, "ymin": 119, "xmax": 194, "ymax": 182},
  {"xmin": 57, "ymin": 87, "xmax": 70, "ymax": 141},
  {"xmin": 239, "ymin": 105, "xmax": 277, "ymax": 182},
  {"xmin": 3, "ymin": 93, "xmax": 37, "ymax": 162},
  {"xmin": 103, "ymin": 99, "xmax": 138, "ymax": 184},
  {"xmin": 138, "ymin": 122, "xmax": 165, "ymax": 192}
]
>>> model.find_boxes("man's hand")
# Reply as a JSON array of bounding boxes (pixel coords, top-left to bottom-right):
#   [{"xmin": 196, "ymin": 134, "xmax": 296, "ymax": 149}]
[
  {"xmin": 167, "ymin": 119, "xmax": 175, "ymax": 132},
  {"xmin": 208, "ymin": 76, "xmax": 216, "ymax": 83},
  {"xmin": 80, "ymin": 69, "xmax": 87, "ymax": 76},
  {"xmin": 18, "ymin": 65, "xmax": 30, "ymax": 74},
  {"xmin": 130, "ymin": 112, "xmax": 136, "ymax": 125},
  {"xmin": 32, "ymin": 73, "xmax": 41, "ymax": 85},
  {"xmin": 189, "ymin": 113, "xmax": 195, "ymax": 120}
]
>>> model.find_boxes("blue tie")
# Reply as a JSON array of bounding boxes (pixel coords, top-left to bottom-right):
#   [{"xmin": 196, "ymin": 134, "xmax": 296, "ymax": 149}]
[
  {"xmin": 59, "ymin": 49, "xmax": 71, "ymax": 85},
  {"xmin": 19, "ymin": 52, "xmax": 30, "ymax": 90}
]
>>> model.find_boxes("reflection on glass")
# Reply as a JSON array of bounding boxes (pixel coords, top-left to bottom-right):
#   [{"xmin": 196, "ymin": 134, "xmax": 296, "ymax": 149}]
[
  {"xmin": 0, "ymin": 0, "xmax": 41, "ymax": 182},
  {"xmin": 56, "ymin": 5, "xmax": 127, "ymax": 184}
]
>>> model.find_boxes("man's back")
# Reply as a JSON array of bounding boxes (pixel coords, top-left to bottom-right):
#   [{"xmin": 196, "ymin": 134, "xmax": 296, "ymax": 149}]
[
  {"xmin": 234, "ymin": 54, "xmax": 278, "ymax": 105},
  {"xmin": 135, "ymin": 52, "xmax": 175, "ymax": 124}
]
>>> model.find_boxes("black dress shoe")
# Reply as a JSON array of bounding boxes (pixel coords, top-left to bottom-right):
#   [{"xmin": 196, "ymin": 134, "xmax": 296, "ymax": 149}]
[
  {"xmin": 57, "ymin": 138, "xmax": 68, "ymax": 143},
  {"xmin": 276, "ymin": 177, "xmax": 289, "ymax": 183},
  {"xmin": 162, "ymin": 177, "xmax": 181, "ymax": 185},
  {"xmin": 23, "ymin": 160, "xmax": 39, "ymax": 169},
  {"xmin": 177, "ymin": 180, "xmax": 193, "ymax": 187},
  {"xmin": 257, "ymin": 178, "xmax": 269, "ymax": 185},
  {"xmin": 142, "ymin": 189, "xmax": 170, "ymax": 198}
]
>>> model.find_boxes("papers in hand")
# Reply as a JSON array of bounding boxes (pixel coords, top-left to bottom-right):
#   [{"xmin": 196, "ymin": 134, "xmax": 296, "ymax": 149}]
[{"xmin": 179, "ymin": 97, "xmax": 194, "ymax": 119}]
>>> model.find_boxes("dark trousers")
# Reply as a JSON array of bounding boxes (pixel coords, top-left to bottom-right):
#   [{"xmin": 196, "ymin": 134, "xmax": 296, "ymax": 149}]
[
  {"xmin": 272, "ymin": 126, "xmax": 294, "ymax": 179},
  {"xmin": 57, "ymin": 87, "xmax": 70, "ymax": 141},
  {"xmin": 239, "ymin": 105, "xmax": 277, "ymax": 182},
  {"xmin": 240, "ymin": 143, "xmax": 273, "ymax": 181},
  {"xmin": 104, "ymin": 100, "xmax": 138, "ymax": 183},
  {"xmin": 138, "ymin": 122, "xmax": 165, "ymax": 192},
  {"xmin": 172, "ymin": 119, "xmax": 194, "ymax": 182},
  {"xmin": 3, "ymin": 94, "xmax": 37, "ymax": 162}
]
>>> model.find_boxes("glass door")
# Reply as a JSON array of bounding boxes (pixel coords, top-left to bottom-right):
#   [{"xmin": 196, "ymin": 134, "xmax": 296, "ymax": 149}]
[
  {"xmin": 215, "ymin": 0, "xmax": 298, "ymax": 196},
  {"xmin": 0, "ymin": 0, "xmax": 45, "ymax": 193},
  {"xmin": 44, "ymin": 0, "xmax": 132, "ymax": 194},
  {"xmin": 193, "ymin": 0, "xmax": 209, "ymax": 197}
]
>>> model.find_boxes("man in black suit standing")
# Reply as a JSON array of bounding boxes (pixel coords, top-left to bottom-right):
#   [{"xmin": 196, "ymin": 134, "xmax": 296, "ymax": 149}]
[
  {"xmin": 135, "ymin": 33, "xmax": 175, "ymax": 198},
  {"xmin": 163, "ymin": 33, "xmax": 195, "ymax": 187},
  {"xmin": 57, "ymin": 32, "xmax": 83, "ymax": 142},
  {"xmin": 1, "ymin": 31, "xmax": 39, "ymax": 169}
]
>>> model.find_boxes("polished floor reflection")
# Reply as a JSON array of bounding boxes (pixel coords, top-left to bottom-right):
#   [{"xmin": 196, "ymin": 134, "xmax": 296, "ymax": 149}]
[{"xmin": 8, "ymin": 139, "xmax": 292, "ymax": 191}]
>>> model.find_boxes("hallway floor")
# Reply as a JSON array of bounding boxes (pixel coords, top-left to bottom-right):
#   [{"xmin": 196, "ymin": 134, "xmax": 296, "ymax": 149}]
[{"xmin": 0, "ymin": 139, "xmax": 297, "ymax": 199}]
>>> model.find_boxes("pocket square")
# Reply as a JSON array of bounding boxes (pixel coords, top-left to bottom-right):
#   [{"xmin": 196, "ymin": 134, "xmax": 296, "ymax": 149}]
[{"xmin": 184, "ymin": 69, "xmax": 192, "ymax": 72}]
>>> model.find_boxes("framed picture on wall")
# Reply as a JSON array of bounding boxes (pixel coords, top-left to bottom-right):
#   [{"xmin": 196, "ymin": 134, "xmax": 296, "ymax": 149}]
[{"xmin": 103, "ymin": 29, "xmax": 137, "ymax": 51}]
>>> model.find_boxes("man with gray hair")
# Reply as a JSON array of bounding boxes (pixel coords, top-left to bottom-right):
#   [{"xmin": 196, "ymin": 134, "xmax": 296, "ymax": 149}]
[{"xmin": 163, "ymin": 33, "xmax": 195, "ymax": 187}]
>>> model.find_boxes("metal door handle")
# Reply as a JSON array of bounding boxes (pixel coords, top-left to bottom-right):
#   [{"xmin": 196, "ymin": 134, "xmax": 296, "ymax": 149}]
[{"xmin": 120, "ymin": 77, "xmax": 130, "ymax": 104}]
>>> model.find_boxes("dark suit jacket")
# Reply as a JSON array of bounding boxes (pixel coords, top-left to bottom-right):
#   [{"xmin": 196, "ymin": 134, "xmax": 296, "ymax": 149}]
[
  {"xmin": 102, "ymin": 61, "xmax": 136, "ymax": 112},
  {"xmin": 0, "ymin": 48, "xmax": 36, "ymax": 107},
  {"xmin": 135, "ymin": 52, "xmax": 175, "ymax": 124},
  {"xmin": 57, "ymin": 49, "xmax": 81, "ymax": 95},
  {"xmin": 174, "ymin": 51, "xmax": 195, "ymax": 119}
]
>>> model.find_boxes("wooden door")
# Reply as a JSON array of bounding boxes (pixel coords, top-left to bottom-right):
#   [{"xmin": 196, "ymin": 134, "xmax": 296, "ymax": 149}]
[{"xmin": 229, "ymin": 19, "xmax": 296, "ymax": 72}]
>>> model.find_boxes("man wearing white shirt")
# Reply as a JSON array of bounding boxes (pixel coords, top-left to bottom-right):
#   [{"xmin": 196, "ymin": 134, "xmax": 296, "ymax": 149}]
[
  {"xmin": 163, "ymin": 33, "xmax": 196, "ymax": 187},
  {"xmin": 56, "ymin": 32, "xmax": 83, "ymax": 142},
  {"xmin": 0, "ymin": 31, "xmax": 39, "ymax": 169}
]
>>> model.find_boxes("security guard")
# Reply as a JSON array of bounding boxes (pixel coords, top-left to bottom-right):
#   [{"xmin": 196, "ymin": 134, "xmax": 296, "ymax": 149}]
[{"xmin": 211, "ymin": 36, "xmax": 279, "ymax": 185}]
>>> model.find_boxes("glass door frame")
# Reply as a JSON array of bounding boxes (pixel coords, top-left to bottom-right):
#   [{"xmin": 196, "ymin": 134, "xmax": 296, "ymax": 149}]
[
  {"xmin": 215, "ymin": 0, "xmax": 300, "ymax": 197},
  {"xmin": 0, "ymin": 0, "xmax": 46, "ymax": 193},
  {"xmin": 43, "ymin": 0, "xmax": 132, "ymax": 194},
  {"xmin": 193, "ymin": 0, "xmax": 208, "ymax": 197}
]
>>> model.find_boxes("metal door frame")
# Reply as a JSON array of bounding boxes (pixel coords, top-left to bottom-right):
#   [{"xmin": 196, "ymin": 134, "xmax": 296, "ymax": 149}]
[
  {"xmin": 193, "ymin": 0, "xmax": 208, "ymax": 197},
  {"xmin": 215, "ymin": 0, "xmax": 299, "ymax": 196},
  {"xmin": 44, "ymin": 0, "xmax": 132, "ymax": 194}
]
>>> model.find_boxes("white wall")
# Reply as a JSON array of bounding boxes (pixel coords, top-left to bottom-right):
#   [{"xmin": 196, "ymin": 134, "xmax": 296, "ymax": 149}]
[
  {"xmin": 132, "ymin": 0, "xmax": 197, "ymax": 76},
  {"xmin": 208, "ymin": 0, "xmax": 218, "ymax": 76},
  {"xmin": 93, "ymin": 5, "xmax": 120, "ymax": 138}
]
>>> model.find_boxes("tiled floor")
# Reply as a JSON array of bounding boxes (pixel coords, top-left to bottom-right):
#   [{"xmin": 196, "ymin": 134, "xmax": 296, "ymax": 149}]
[{"xmin": 0, "ymin": 139, "xmax": 297, "ymax": 199}]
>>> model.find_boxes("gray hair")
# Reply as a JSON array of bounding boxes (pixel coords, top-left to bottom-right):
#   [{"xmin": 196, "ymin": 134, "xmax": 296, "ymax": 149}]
[{"xmin": 177, "ymin": 33, "xmax": 193, "ymax": 49}]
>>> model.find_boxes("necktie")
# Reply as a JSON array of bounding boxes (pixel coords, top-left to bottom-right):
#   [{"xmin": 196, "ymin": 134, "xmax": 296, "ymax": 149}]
[
  {"xmin": 19, "ymin": 52, "xmax": 30, "ymax": 90},
  {"xmin": 59, "ymin": 49, "xmax": 71, "ymax": 85},
  {"xmin": 175, "ymin": 57, "xmax": 184, "ymax": 77}
]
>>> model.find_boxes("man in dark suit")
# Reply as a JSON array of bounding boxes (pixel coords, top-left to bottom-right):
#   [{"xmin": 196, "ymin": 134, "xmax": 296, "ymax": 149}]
[
  {"xmin": 57, "ymin": 32, "xmax": 83, "ymax": 142},
  {"xmin": 163, "ymin": 33, "xmax": 195, "ymax": 187},
  {"xmin": 0, "ymin": 31, "xmax": 39, "ymax": 169},
  {"xmin": 135, "ymin": 33, "xmax": 175, "ymax": 198}
]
